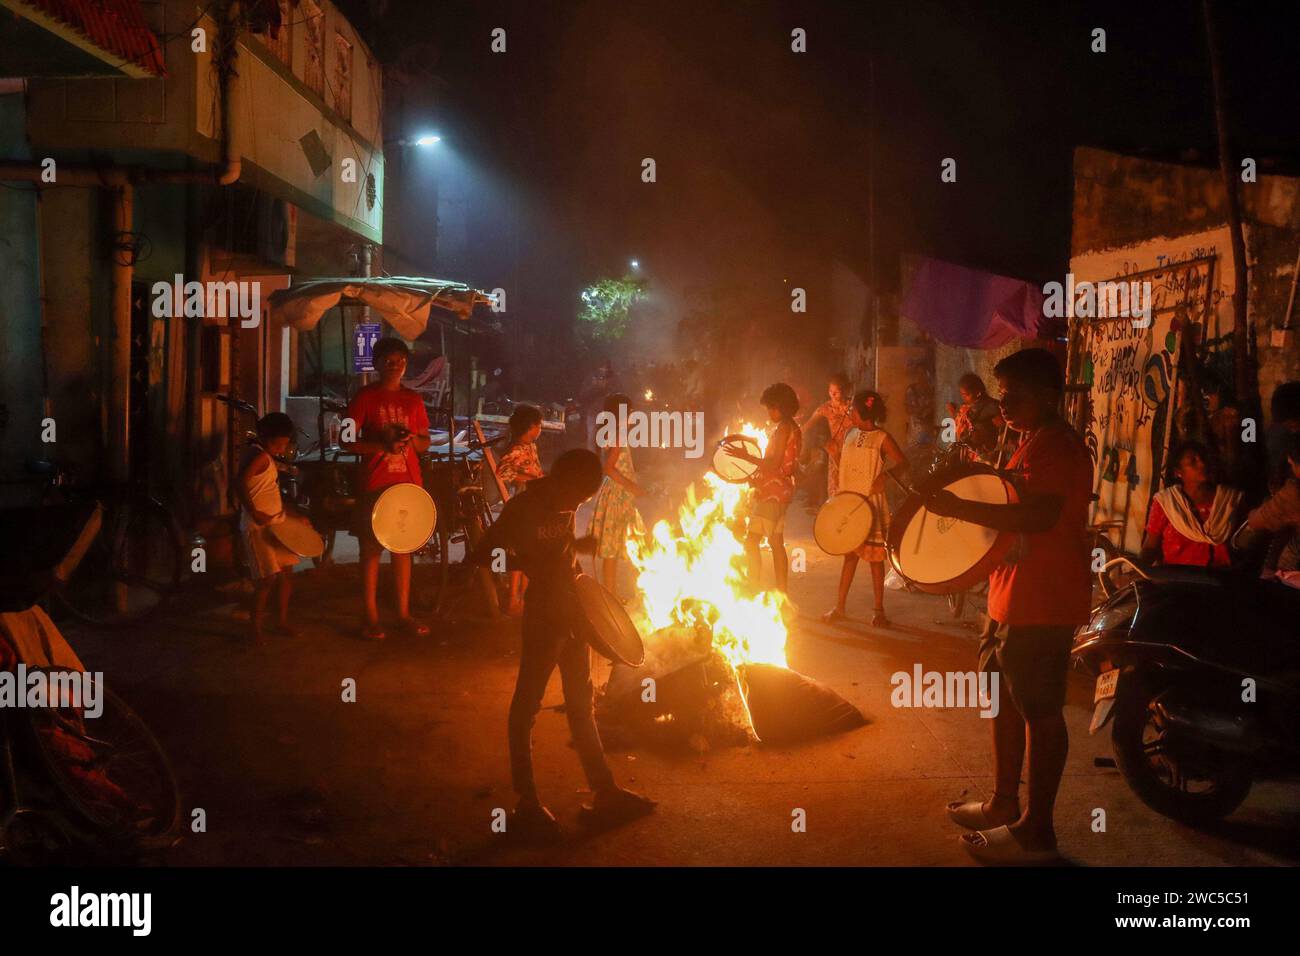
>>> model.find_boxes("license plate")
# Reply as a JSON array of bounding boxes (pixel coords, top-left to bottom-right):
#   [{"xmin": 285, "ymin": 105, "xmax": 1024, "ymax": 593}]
[{"xmin": 1094, "ymin": 669, "xmax": 1119, "ymax": 703}]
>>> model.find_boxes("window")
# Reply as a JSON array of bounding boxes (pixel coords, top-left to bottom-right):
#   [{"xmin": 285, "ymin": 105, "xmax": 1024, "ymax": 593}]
[
  {"xmin": 265, "ymin": 0, "xmax": 292, "ymax": 67},
  {"xmin": 303, "ymin": 0, "xmax": 325, "ymax": 99},
  {"xmin": 331, "ymin": 31, "xmax": 353, "ymax": 122}
]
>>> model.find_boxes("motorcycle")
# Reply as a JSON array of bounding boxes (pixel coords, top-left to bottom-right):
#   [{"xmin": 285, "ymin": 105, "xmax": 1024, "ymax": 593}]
[{"xmin": 1072, "ymin": 558, "xmax": 1300, "ymax": 825}]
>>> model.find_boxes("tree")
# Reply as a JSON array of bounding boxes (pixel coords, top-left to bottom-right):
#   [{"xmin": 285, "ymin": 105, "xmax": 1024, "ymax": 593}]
[{"xmin": 577, "ymin": 275, "xmax": 647, "ymax": 342}]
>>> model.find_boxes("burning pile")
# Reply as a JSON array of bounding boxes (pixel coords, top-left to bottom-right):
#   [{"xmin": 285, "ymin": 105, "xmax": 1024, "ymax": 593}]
[{"xmin": 598, "ymin": 423, "xmax": 866, "ymax": 748}]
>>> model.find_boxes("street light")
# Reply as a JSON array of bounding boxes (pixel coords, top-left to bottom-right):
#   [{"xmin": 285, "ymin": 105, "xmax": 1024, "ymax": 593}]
[
  {"xmin": 415, "ymin": 134, "xmax": 441, "ymax": 147},
  {"xmin": 629, "ymin": 259, "xmax": 640, "ymax": 270}
]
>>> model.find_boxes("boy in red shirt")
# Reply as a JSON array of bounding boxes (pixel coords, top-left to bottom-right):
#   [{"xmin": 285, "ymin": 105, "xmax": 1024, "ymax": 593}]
[
  {"xmin": 342, "ymin": 337, "xmax": 432, "ymax": 640},
  {"xmin": 926, "ymin": 348, "xmax": 1092, "ymax": 864}
]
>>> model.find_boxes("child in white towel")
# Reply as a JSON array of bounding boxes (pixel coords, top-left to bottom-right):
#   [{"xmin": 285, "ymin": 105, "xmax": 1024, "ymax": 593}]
[{"xmin": 236, "ymin": 413, "xmax": 301, "ymax": 641}]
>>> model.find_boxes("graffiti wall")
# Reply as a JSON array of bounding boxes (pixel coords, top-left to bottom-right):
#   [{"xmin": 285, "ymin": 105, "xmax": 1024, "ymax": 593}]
[{"xmin": 1069, "ymin": 226, "xmax": 1236, "ymax": 553}]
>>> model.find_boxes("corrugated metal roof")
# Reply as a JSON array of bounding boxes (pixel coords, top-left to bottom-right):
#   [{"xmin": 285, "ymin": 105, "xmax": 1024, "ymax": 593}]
[{"xmin": 8, "ymin": 0, "xmax": 166, "ymax": 77}]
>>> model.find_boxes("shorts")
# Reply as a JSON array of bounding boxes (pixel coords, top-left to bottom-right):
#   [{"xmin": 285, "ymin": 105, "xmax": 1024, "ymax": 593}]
[
  {"xmin": 749, "ymin": 498, "xmax": 788, "ymax": 539},
  {"xmin": 977, "ymin": 619, "xmax": 1074, "ymax": 720},
  {"xmin": 350, "ymin": 489, "xmax": 384, "ymax": 549}
]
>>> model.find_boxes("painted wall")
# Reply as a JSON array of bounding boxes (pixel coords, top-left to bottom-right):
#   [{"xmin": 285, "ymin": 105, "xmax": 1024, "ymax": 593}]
[{"xmin": 1069, "ymin": 226, "xmax": 1235, "ymax": 553}]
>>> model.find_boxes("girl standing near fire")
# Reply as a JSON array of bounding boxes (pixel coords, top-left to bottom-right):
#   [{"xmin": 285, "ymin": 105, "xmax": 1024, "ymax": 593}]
[
  {"xmin": 588, "ymin": 393, "xmax": 648, "ymax": 597},
  {"xmin": 803, "ymin": 373, "xmax": 855, "ymax": 499},
  {"xmin": 730, "ymin": 383, "xmax": 803, "ymax": 594},
  {"xmin": 822, "ymin": 390, "xmax": 908, "ymax": 628}
]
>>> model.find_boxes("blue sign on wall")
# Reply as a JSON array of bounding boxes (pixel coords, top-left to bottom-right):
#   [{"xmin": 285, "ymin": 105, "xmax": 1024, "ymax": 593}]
[{"xmin": 353, "ymin": 324, "xmax": 382, "ymax": 372}]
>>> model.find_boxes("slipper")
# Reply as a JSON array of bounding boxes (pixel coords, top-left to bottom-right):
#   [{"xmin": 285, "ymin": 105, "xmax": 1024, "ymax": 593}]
[
  {"xmin": 946, "ymin": 799, "xmax": 1020, "ymax": 830},
  {"xmin": 359, "ymin": 623, "xmax": 386, "ymax": 641},
  {"xmin": 961, "ymin": 826, "xmax": 1059, "ymax": 866},
  {"xmin": 396, "ymin": 618, "xmax": 430, "ymax": 637},
  {"xmin": 579, "ymin": 788, "xmax": 657, "ymax": 829}
]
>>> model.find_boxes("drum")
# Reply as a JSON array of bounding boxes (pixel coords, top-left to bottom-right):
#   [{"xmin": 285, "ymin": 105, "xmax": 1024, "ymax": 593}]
[
  {"xmin": 572, "ymin": 574, "xmax": 646, "ymax": 666},
  {"xmin": 712, "ymin": 434, "xmax": 762, "ymax": 483},
  {"xmin": 887, "ymin": 464, "xmax": 1020, "ymax": 594},
  {"xmin": 269, "ymin": 513, "xmax": 326, "ymax": 559},
  {"xmin": 370, "ymin": 483, "xmax": 438, "ymax": 554},
  {"xmin": 814, "ymin": 492, "xmax": 876, "ymax": 556}
]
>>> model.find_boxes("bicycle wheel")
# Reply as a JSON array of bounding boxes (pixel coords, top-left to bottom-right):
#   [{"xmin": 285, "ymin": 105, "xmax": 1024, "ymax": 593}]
[
  {"xmin": 23, "ymin": 670, "xmax": 181, "ymax": 850},
  {"xmin": 56, "ymin": 496, "xmax": 183, "ymax": 628}
]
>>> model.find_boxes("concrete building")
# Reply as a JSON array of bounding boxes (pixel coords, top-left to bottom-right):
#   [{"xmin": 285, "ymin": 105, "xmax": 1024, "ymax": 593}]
[{"xmin": 0, "ymin": 0, "xmax": 383, "ymax": 542}]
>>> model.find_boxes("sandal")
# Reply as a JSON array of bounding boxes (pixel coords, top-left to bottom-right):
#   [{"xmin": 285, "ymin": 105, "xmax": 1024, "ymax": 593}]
[
  {"xmin": 359, "ymin": 622, "xmax": 386, "ymax": 641},
  {"xmin": 946, "ymin": 799, "xmax": 1020, "ymax": 830},
  {"xmin": 396, "ymin": 617, "xmax": 430, "ymax": 637},
  {"xmin": 960, "ymin": 826, "xmax": 1059, "ymax": 866}
]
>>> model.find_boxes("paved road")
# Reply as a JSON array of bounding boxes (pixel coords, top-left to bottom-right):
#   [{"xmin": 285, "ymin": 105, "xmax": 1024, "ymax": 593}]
[{"xmin": 63, "ymin": 492, "xmax": 1299, "ymax": 867}]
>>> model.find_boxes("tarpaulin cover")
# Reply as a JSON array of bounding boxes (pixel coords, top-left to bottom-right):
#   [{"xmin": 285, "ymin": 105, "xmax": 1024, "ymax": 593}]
[
  {"xmin": 268, "ymin": 277, "xmax": 494, "ymax": 341},
  {"xmin": 900, "ymin": 256, "xmax": 1046, "ymax": 349},
  {"xmin": 739, "ymin": 663, "xmax": 868, "ymax": 745}
]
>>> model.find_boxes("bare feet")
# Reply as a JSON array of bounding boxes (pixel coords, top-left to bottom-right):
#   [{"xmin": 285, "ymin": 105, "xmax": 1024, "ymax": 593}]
[{"xmin": 871, "ymin": 607, "xmax": 890, "ymax": 627}]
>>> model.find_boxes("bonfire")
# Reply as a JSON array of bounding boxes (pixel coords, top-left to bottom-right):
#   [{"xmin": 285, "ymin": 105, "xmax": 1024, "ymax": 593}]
[{"xmin": 599, "ymin": 422, "xmax": 863, "ymax": 748}]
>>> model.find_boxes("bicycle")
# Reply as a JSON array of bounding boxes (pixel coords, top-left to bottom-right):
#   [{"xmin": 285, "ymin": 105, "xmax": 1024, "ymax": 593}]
[
  {"xmin": 419, "ymin": 427, "xmax": 507, "ymax": 617},
  {"xmin": 23, "ymin": 460, "xmax": 185, "ymax": 629}
]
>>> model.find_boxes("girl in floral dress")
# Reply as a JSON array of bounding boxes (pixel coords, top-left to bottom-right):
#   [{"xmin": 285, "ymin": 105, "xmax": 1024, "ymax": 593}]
[
  {"xmin": 496, "ymin": 405, "xmax": 546, "ymax": 614},
  {"xmin": 588, "ymin": 394, "xmax": 647, "ymax": 596},
  {"xmin": 804, "ymin": 373, "xmax": 855, "ymax": 499}
]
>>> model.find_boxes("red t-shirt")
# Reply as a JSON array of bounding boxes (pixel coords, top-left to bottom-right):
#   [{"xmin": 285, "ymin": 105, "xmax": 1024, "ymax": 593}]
[
  {"xmin": 1144, "ymin": 498, "xmax": 1231, "ymax": 568},
  {"xmin": 987, "ymin": 421, "xmax": 1093, "ymax": 627},
  {"xmin": 345, "ymin": 384, "xmax": 429, "ymax": 492}
]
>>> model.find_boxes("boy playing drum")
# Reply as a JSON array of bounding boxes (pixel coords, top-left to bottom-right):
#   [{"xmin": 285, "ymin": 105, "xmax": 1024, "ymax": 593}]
[
  {"xmin": 342, "ymin": 337, "xmax": 432, "ymax": 640},
  {"xmin": 469, "ymin": 449, "xmax": 655, "ymax": 839},
  {"xmin": 925, "ymin": 348, "xmax": 1091, "ymax": 865}
]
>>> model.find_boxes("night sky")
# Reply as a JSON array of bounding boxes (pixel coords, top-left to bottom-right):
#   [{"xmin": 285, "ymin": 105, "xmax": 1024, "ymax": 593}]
[{"xmin": 340, "ymin": 0, "xmax": 1300, "ymax": 341}]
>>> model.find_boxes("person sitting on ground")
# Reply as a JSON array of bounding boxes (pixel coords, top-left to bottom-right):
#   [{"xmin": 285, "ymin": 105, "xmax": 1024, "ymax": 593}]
[
  {"xmin": 1140, "ymin": 441, "xmax": 1242, "ymax": 570},
  {"xmin": 821, "ymin": 390, "xmax": 907, "ymax": 629},
  {"xmin": 469, "ymin": 449, "xmax": 655, "ymax": 839},
  {"xmin": 236, "ymin": 412, "xmax": 301, "ymax": 642},
  {"xmin": 496, "ymin": 404, "xmax": 547, "ymax": 615}
]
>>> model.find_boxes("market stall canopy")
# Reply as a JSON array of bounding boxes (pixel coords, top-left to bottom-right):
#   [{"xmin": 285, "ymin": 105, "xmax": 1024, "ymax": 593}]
[{"xmin": 268, "ymin": 276, "xmax": 496, "ymax": 340}]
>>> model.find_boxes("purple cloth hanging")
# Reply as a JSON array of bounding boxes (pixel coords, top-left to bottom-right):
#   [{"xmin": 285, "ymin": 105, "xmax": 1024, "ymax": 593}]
[{"xmin": 900, "ymin": 256, "xmax": 1046, "ymax": 349}]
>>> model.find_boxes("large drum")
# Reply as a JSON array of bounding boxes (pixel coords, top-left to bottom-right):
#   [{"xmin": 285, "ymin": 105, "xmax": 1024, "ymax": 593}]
[
  {"xmin": 813, "ymin": 492, "xmax": 876, "ymax": 556},
  {"xmin": 371, "ymin": 483, "xmax": 438, "ymax": 554},
  {"xmin": 887, "ymin": 465, "xmax": 1020, "ymax": 594},
  {"xmin": 712, "ymin": 434, "xmax": 762, "ymax": 483},
  {"xmin": 269, "ymin": 513, "xmax": 326, "ymax": 559},
  {"xmin": 572, "ymin": 574, "xmax": 645, "ymax": 666}
]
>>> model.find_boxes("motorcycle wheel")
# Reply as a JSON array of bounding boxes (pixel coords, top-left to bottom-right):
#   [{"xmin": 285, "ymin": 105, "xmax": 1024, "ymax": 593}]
[{"xmin": 1111, "ymin": 683, "xmax": 1253, "ymax": 825}]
